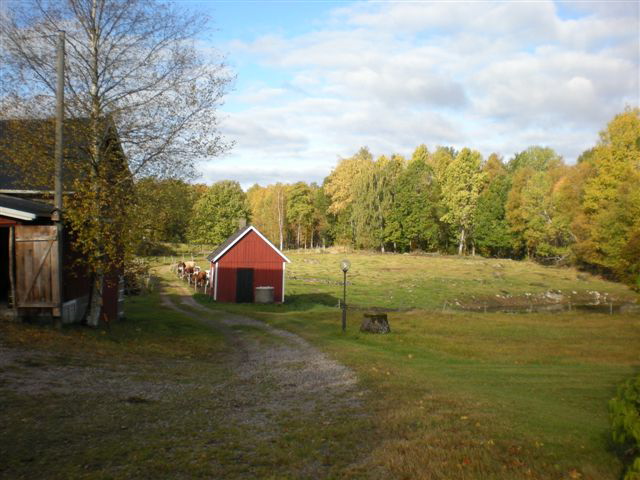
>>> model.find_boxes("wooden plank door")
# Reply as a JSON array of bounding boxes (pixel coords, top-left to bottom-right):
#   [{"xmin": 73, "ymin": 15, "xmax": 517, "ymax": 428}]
[
  {"xmin": 236, "ymin": 268, "xmax": 254, "ymax": 303},
  {"xmin": 14, "ymin": 225, "xmax": 60, "ymax": 309}
]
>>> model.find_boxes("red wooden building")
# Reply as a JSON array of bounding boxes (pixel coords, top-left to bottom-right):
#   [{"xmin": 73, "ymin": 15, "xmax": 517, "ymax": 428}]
[
  {"xmin": 1, "ymin": 118, "xmax": 126, "ymax": 325},
  {"xmin": 0, "ymin": 194, "xmax": 123, "ymax": 324},
  {"xmin": 207, "ymin": 225, "xmax": 290, "ymax": 303}
]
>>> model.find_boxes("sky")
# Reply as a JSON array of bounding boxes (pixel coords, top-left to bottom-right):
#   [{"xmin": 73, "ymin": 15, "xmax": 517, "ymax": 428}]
[{"xmin": 185, "ymin": 0, "xmax": 640, "ymax": 189}]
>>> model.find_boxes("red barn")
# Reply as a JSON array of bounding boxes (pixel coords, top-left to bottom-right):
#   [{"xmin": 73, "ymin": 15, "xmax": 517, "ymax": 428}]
[{"xmin": 207, "ymin": 225, "xmax": 290, "ymax": 303}]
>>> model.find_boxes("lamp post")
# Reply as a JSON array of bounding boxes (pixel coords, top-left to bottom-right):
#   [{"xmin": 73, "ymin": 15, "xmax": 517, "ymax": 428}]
[{"xmin": 340, "ymin": 259, "xmax": 350, "ymax": 332}]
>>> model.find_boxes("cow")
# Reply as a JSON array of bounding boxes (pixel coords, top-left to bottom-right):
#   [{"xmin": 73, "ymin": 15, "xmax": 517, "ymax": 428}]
[
  {"xmin": 184, "ymin": 266, "xmax": 195, "ymax": 284},
  {"xmin": 193, "ymin": 270, "xmax": 207, "ymax": 291},
  {"xmin": 177, "ymin": 261, "xmax": 186, "ymax": 278}
]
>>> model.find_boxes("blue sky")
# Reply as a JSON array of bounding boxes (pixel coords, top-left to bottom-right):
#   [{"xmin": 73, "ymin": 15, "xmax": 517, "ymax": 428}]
[{"xmin": 184, "ymin": 0, "xmax": 640, "ymax": 188}]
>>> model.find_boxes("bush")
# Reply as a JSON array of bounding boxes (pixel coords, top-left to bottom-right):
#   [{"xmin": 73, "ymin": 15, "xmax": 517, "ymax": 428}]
[
  {"xmin": 124, "ymin": 258, "xmax": 152, "ymax": 295},
  {"xmin": 135, "ymin": 239, "xmax": 176, "ymax": 257},
  {"xmin": 610, "ymin": 373, "xmax": 640, "ymax": 479}
]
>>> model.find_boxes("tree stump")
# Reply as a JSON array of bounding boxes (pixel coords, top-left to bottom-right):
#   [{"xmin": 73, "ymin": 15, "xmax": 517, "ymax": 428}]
[{"xmin": 360, "ymin": 313, "xmax": 391, "ymax": 334}]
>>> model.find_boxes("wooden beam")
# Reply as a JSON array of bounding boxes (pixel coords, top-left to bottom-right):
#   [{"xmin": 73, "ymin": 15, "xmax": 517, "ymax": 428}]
[
  {"xmin": 18, "ymin": 303, "xmax": 58, "ymax": 308},
  {"xmin": 9, "ymin": 226, "xmax": 16, "ymax": 315}
]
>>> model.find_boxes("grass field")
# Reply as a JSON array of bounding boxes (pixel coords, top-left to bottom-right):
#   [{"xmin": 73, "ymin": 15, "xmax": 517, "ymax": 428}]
[
  {"xmin": 2, "ymin": 249, "xmax": 639, "ymax": 479},
  {"xmin": 164, "ymin": 247, "xmax": 638, "ymax": 311},
  {"xmin": 284, "ymin": 250, "xmax": 637, "ymax": 311},
  {"xmin": 184, "ymin": 249, "xmax": 640, "ymax": 479}
]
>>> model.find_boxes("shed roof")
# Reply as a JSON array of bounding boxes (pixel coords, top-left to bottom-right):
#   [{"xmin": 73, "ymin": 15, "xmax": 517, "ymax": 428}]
[
  {"xmin": 0, "ymin": 119, "xmax": 88, "ymax": 191},
  {"xmin": 207, "ymin": 225, "xmax": 290, "ymax": 263},
  {"xmin": 0, "ymin": 117, "xmax": 122, "ymax": 192},
  {"xmin": 0, "ymin": 194, "xmax": 54, "ymax": 221}
]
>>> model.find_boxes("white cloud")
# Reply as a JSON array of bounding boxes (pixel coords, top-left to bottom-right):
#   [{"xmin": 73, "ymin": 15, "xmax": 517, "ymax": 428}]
[
  {"xmin": 233, "ymin": 86, "xmax": 287, "ymax": 105},
  {"xmin": 197, "ymin": 161, "xmax": 330, "ymax": 189},
  {"xmin": 199, "ymin": 1, "xmax": 639, "ymax": 186}
]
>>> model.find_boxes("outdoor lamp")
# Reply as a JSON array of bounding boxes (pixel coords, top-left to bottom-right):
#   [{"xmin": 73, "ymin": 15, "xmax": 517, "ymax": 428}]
[{"xmin": 341, "ymin": 259, "xmax": 351, "ymax": 273}]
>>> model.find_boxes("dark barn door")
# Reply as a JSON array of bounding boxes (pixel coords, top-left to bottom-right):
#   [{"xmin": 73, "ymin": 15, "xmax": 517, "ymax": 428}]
[{"xmin": 236, "ymin": 268, "xmax": 254, "ymax": 303}]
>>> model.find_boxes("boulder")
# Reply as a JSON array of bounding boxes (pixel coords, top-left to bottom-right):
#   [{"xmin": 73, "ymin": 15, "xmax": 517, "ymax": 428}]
[{"xmin": 360, "ymin": 313, "xmax": 391, "ymax": 334}]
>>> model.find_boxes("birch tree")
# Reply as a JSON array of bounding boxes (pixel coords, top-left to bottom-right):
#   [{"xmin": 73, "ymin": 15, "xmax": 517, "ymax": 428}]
[
  {"xmin": 440, "ymin": 148, "xmax": 485, "ymax": 255},
  {"xmin": 286, "ymin": 182, "xmax": 314, "ymax": 249},
  {"xmin": 247, "ymin": 183, "xmax": 287, "ymax": 250},
  {"xmin": 1, "ymin": 0, "xmax": 231, "ymax": 324}
]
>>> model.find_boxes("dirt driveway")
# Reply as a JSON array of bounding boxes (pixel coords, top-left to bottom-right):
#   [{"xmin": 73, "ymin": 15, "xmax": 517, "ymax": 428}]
[
  {"xmin": 160, "ymin": 290, "xmax": 369, "ymax": 450},
  {"xmin": 0, "ymin": 277, "xmax": 377, "ymax": 479}
]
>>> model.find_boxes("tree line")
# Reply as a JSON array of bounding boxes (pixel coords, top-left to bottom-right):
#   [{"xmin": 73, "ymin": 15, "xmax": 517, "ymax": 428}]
[{"xmin": 137, "ymin": 109, "xmax": 639, "ymax": 287}]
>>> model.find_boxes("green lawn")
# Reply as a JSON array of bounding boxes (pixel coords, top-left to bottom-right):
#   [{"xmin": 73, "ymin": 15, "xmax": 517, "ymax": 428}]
[
  {"xmin": 2, "ymin": 249, "xmax": 638, "ymax": 479},
  {"xmin": 168, "ymin": 248, "xmax": 637, "ymax": 311},
  {"xmin": 185, "ymin": 249, "xmax": 640, "ymax": 479}
]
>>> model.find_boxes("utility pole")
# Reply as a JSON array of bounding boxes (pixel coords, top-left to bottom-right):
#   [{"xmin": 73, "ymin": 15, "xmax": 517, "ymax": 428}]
[{"xmin": 53, "ymin": 30, "xmax": 65, "ymax": 326}]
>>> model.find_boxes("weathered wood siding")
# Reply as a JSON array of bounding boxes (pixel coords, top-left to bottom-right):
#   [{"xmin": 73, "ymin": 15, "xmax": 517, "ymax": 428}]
[{"xmin": 214, "ymin": 230, "xmax": 284, "ymax": 303}]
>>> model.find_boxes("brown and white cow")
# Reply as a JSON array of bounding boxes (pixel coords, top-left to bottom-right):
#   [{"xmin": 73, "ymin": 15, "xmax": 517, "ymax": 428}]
[{"xmin": 193, "ymin": 270, "xmax": 208, "ymax": 291}]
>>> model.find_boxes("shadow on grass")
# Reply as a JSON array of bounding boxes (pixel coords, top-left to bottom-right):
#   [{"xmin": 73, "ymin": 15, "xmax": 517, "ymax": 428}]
[
  {"xmin": 285, "ymin": 293, "xmax": 338, "ymax": 308},
  {"xmin": 192, "ymin": 292, "xmax": 338, "ymax": 312}
]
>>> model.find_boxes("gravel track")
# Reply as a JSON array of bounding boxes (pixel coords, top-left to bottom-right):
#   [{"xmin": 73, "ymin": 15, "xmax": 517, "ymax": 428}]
[
  {"xmin": 160, "ymin": 291, "xmax": 365, "ymax": 424},
  {"xmin": 0, "ymin": 277, "xmax": 371, "ymax": 478}
]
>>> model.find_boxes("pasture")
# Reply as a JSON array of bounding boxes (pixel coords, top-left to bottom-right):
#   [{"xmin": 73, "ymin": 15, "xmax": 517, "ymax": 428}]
[
  {"xmin": 283, "ymin": 250, "xmax": 637, "ymax": 311},
  {"xmin": 1, "ymin": 250, "xmax": 638, "ymax": 479},
  {"xmin": 187, "ymin": 249, "xmax": 640, "ymax": 479},
  {"xmin": 163, "ymin": 246, "xmax": 638, "ymax": 310}
]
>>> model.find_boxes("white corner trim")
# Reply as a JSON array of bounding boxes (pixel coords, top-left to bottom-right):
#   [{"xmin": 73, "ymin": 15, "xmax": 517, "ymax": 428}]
[
  {"xmin": 213, "ymin": 262, "xmax": 219, "ymax": 301},
  {"xmin": 209, "ymin": 264, "xmax": 214, "ymax": 297},
  {"xmin": 0, "ymin": 207, "xmax": 37, "ymax": 221},
  {"xmin": 211, "ymin": 225, "xmax": 291, "ymax": 263},
  {"xmin": 282, "ymin": 262, "xmax": 286, "ymax": 303}
]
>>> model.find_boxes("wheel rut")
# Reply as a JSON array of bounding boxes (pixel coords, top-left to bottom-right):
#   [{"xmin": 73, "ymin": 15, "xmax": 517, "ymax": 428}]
[{"xmin": 159, "ymin": 279, "xmax": 369, "ymax": 466}]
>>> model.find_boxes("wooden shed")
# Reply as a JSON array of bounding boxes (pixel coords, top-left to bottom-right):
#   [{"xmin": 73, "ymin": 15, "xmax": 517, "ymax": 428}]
[
  {"xmin": 0, "ymin": 118, "xmax": 126, "ymax": 325},
  {"xmin": 207, "ymin": 225, "xmax": 290, "ymax": 303}
]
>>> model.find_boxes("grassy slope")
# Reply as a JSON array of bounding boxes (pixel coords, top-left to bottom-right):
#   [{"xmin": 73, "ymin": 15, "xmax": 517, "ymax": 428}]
[
  {"xmin": 284, "ymin": 251, "xmax": 637, "ymax": 310},
  {"xmin": 187, "ymin": 250, "xmax": 640, "ymax": 479}
]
